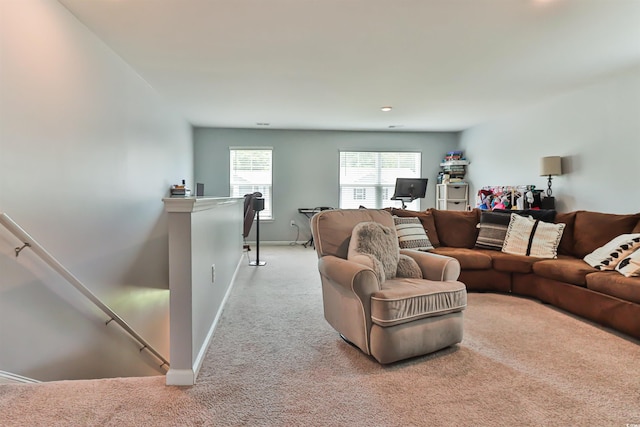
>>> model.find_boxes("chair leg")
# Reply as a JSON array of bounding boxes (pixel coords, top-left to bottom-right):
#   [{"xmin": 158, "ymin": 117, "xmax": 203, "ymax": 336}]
[{"xmin": 339, "ymin": 333, "xmax": 358, "ymax": 348}]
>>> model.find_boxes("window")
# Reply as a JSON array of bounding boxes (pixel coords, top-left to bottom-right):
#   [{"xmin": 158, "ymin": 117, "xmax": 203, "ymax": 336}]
[
  {"xmin": 353, "ymin": 188, "xmax": 367, "ymax": 200},
  {"xmin": 339, "ymin": 151, "xmax": 422, "ymax": 210},
  {"xmin": 230, "ymin": 148, "xmax": 273, "ymax": 219}
]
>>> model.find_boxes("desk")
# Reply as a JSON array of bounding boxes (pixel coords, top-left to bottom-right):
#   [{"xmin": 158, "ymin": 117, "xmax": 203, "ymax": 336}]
[
  {"xmin": 298, "ymin": 208, "xmax": 323, "ymax": 216},
  {"xmin": 298, "ymin": 207, "xmax": 331, "ymax": 248}
]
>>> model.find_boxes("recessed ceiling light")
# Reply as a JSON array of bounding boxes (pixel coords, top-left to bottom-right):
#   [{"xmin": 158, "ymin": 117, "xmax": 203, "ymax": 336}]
[{"xmin": 380, "ymin": 106, "xmax": 392, "ymax": 112}]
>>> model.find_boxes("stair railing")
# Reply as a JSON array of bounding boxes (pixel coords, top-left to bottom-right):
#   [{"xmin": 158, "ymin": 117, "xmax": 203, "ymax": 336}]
[
  {"xmin": 0, "ymin": 370, "xmax": 40, "ymax": 384},
  {"xmin": 0, "ymin": 212, "xmax": 169, "ymax": 370}
]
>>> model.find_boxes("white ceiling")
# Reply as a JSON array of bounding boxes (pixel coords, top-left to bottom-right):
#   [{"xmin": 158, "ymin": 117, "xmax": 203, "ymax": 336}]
[{"xmin": 58, "ymin": 0, "xmax": 640, "ymax": 132}]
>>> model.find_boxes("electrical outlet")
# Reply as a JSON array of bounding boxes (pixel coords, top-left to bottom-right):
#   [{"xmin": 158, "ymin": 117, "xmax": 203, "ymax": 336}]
[
  {"xmin": 290, "ymin": 220, "xmax": 296, "ymax": 227},
  {"xmin": 211, "ymin": 264, "xmax": 216, "ymax": 284}
]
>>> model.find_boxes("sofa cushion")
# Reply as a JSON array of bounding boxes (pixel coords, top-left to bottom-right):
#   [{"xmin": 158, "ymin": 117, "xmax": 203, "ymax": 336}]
[
  {"xmin": 616, "ymin": 248, "xmax": 640, "ymax": 278},
  {"xmin": 532, "ymin": 256, "xmax": 598, "ymax": 286},
  {"xmin": 393, "ymin": 216, "xmax": 434, "ymax": 251},
  {"xmin": 483, "ymin": 250, "xmax": 541, "ymax": 274},
  {"xmin": 502, "ymin": 214, "xmax": 565, "ymax": 259},
  {"xmin": 431, "ymin": 209, "xmax": 479, "ymax": 248},
  {"xmin": 555, "ymin": 211, "xmax": 577, "ymax": 256},
  {"xmin": 430, "ymin": 247, "xmax": 492, "ymax": 270},
  {"xmin": 573, "ymin": 211, "xmax": 640, "ymax": 258},
  {"xmin": 586, "ymin": 271, "xmax": 640, "ymax": 304},
  {"xmin": 371, "ymin": 278, "xmax": 467, "ymax": 327},
  {"xmin": 388, "ymin": 208, "xmax": 440, "ymax": 247},
  {"xmin": 583, "ymin": 234, "xmax": 640, "ymax": 270}
]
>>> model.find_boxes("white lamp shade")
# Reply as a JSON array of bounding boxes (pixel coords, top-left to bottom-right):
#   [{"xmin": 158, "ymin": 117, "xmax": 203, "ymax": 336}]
[{"xmin": 540, "ymin": 156, "xmax": 562, "ymax": 176}]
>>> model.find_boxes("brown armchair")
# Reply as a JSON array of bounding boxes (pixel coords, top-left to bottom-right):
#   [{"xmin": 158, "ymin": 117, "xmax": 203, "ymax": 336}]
[{"xmin": 311, "ymin": 209, "xmax": 467, "ymax": 364}]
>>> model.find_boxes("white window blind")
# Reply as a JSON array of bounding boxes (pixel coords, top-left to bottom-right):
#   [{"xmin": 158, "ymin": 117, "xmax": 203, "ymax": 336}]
[
  {"xmin": 339, "ymin": 151, "xmax": 422, "ymax": 210},
  {"xmin": 230, "ymin": 148, "xmax": 273, "ymax": 219}
]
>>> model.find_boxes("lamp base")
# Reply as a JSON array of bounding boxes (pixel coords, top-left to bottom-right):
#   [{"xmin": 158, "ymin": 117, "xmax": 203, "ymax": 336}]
[
  {"xmin": 249, "ymin": 261, "xmax": 266, "ymax": 266},
  {"xmin": 546, "ymin": 175, "xmax": 553, "ymax": 197}
]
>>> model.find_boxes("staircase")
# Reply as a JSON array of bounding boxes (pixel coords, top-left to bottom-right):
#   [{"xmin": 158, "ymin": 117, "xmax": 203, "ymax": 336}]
[{"xmin": 0, "ymin": 212, "xmax": 170, "ymax": 382}]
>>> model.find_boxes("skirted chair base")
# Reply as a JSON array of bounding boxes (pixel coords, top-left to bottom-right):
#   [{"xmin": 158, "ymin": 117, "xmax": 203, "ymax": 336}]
[{"xmin": 370, "ymin": 311, "xmax": 464, "ymax": 364}]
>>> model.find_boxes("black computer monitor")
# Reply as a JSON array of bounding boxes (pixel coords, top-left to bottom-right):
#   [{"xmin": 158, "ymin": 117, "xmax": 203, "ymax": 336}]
[{"xmin": 391, "ymin": 178, "xmax": 428, "ymax": 208}]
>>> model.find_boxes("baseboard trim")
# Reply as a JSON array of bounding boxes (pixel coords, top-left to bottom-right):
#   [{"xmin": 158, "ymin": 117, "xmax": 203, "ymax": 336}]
[
  {"xmin": 246, "ymin": 241, "xmax": 310, "ymax": 246},
  {"xmin": 166, "ymin": 369, "xmax": 194, "ymax": 386}
]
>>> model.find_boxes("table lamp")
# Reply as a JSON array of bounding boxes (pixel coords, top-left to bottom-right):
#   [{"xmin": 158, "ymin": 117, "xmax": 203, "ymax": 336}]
[{"xmin": 540, "ymin": 156, "xmax": 562, "ymax": 197}]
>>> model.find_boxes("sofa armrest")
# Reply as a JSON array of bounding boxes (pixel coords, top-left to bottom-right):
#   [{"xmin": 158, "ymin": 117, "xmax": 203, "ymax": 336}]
[
  {"xmin": 400, "ymin": 249, "xmax": 461, "ymax": 281},
  {"xmin": 318, "ymin": 255, "xmax": 381, "ymax": 299}
]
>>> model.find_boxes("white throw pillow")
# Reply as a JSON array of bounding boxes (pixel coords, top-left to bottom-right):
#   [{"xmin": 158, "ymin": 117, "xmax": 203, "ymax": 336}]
[
  {"xmin": 584, "ymin": 234, "xmax": 640, "ymax": 270},
  {"xmin": 615, "ymin": 248, "xmax": 640, "ymax": 277},
  {"xmin": 393, "ymin": 216, "xmax": 433, "ymax": 251},
  {"xmin": 502, "ymin": 214, "xmax": 565, "ymax": 259}
]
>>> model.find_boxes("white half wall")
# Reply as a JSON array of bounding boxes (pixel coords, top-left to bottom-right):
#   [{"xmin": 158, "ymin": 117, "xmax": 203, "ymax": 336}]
[
  {"xmin": 0, "ymin": 0, "xmax": 193, "ymax": 380},
  {"xmin": 459, "ymin": 66, "xmax": 640, "ymax": 214},
  {"xmin": 163, "ymin": 197, "xmax": 243, "ymax": 386}
]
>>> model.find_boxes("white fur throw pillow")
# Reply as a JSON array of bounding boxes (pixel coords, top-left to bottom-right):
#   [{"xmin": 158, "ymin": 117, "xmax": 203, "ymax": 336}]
[
  {"xmin": 397, "ymin": 254, "xmax": 423, "ymax": 279},
  {"xmin": 347, "ymin": 221, "xmax": 400, "ymax": 282}
]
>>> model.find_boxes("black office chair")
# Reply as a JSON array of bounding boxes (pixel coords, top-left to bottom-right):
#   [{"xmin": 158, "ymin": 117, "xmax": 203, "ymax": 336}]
[{"xmin": 243, "ymin": 192, "xmax": 262, "ymax": 250}]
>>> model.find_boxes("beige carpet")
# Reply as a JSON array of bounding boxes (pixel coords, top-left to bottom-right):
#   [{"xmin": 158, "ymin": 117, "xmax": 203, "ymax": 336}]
[{"xmin": 1, "ymin": 245, "xmax": 639, "ymax": 426}]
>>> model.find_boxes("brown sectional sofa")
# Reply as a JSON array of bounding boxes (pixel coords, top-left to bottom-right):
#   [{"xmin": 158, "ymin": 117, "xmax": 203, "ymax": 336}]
[{"xmin": 388, "ymin": 207, "xmax": 640, "ymax": 340}]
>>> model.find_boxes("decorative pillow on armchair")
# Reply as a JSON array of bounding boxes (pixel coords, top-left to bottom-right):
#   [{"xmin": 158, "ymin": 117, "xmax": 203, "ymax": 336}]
[
  {"xmin": 396, "ymin": 254, "xmax": 423, "ymax": 279},
  {"xmin": 348, "ymin": 222, "xmax": 400, "ymax": 282},
  {"xmin": 347, "ymin": 221, "xmax": 422, "ymax": 282}
]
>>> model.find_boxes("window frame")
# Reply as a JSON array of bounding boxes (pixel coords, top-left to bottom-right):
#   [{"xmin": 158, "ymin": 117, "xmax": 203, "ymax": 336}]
[
  {"xmin": 339, "ymin": 150, "xmax": 422, "ymax": 210},
  {"xmin": 229, "ymin": 147, "xmax": 273, "ymax": 220}
]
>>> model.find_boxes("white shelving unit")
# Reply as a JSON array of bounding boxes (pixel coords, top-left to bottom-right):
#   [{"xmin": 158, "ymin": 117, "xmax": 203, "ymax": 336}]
[{"xmin": 436, "ymin": 183, "xmax": 469, "ymax": 211}]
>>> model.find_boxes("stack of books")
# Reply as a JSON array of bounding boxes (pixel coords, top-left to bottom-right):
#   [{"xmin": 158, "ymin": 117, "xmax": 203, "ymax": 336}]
[{"xmin": 439, "ymin": 152, "xmax": 469, "ymax": 183}]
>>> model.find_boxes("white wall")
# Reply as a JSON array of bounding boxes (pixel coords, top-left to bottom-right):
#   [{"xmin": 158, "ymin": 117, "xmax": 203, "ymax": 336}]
[
  {"xmin": 0, "ymin": 0, "xmax": 193, "ymax": 380},
  {"xmin": 459, "ymin": 66, "xmax": 640, "ymax": 214},
  {"xmin": 194, "ymin": 128, "xmax": 458, "ymax": 242}
]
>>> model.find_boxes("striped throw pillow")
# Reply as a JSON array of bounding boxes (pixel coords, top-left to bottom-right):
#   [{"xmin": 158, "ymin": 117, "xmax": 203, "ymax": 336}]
[
  {"xmin": 502, "ymin": 214, "xmax": 565, "ymax": 259},
  {"xmin": 475, "ymin": 211, "xmax": 512, "ymax": 250},
  {"xmin": 393, "ymin": 216, "xmax": 433, "ymax": 251}
]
